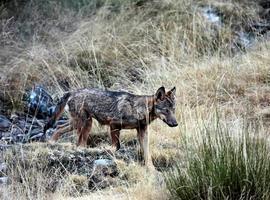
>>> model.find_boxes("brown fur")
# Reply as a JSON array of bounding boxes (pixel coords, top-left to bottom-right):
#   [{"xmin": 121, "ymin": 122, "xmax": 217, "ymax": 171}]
[{"xmin": 44, "ymin": 86, "xmax": 178, "ymax": 165}]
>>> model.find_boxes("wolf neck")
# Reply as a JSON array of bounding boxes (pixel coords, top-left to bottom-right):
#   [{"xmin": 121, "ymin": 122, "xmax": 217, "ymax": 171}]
[{"xmin": 143, "ymin": 95, "xmax": 157, "ymax": 124}]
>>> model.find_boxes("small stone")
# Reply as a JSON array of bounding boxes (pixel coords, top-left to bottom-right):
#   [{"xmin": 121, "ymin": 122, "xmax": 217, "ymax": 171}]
[
  {"xmin": 0, "ymin": 163, "xmax": 7, "ymax": 172},
  {"xmin": 93, "ymin": 159, "xmax": 114, "ymax": 167},
  {"xmin": 1, "ymin": 136, "xmax": 14, "ymax": 143},
  {"xmin": 45, "ymin": 128, "xmax": 54, "ymax": 140},
  {"xmin": 201, "ymin": 7, "xmax": 221, "ymax": 26},
  {"xmin": 0, "ymin": 177, "xmax": 8, "ymax": 185},
  {"xmin": 30, "ymin": 132, "xmax": 45, "ymax": 141},
  {"xmin": 89, "ymin": 159, "xmax": 118, "ymax": 190}
]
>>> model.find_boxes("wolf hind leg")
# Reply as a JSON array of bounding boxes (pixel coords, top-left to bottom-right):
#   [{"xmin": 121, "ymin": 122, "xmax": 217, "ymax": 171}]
[
  {"xmin": 77, "ymin": 117, "xmax": 92, "ymax": 147},
  {"xmin": 51, "ymin": 121, "xmax": 73, "ymax": 142}
]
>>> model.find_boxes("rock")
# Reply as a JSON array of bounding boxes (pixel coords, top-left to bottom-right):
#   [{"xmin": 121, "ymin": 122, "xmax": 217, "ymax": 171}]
[
  {"xmin": 45, "ymin": 128, "xmax": 54, "ymax": 140},
  {"xmin": 0, "ymin": 113, "xmax": 48, "ymax": 143},
  {"xmin": 0, "ymin": 115, "xmax": 11, "ymax": 132},
  {"xmin": 89, "ymin": 159, "xmax": 118, "ymax": 190},
  {"xmin": 30, "ymin": 132, "xmax": 45, "ymax": 141},
  {"xmin": 93, "ymin": 159, "xmax": 115, "ymax": 167},
  {"xmin": 252, "ymin": 22, "xmax": 270, "ymax": 35},
  {"xmin": 0, "ymin": 163, "xmax": 7, "ymax": 177},
  {"xmin": 10, "ymin": 114, "xmax": 39, "ymax": 129},
  {"xmin": 260, "ymin": 1, "xmax": 270, "ymax": 9},
  {"xmin": 235, "ymin": 31, "xmax": 255, "ymax": 49},
  {"xmin": 11, "ymin": 126, "xmax": 24, "ymax": 135},
  {"xmin": 0, "ymin": 177, "xmax": 8, "ymax": 185},
  {"xmin": 27, "ymin": 128, "xmax": 43, "ymax": 137},
  {"xmin": 47, "ymin": 106, "xmax": 56, "ymax": 117},
  {"xmin": 27, "ymin": 86, "xmax": 54, "ymax": 119},
  {"xmin": 43, "ymin": 120, "xmax": 69, "ymax": 141},
  {"xmin": 0, "ymin": 144, "xmax": 12, "ymax": 150},
  {"xmin": 1, "ymin": 136, "xmax": 14, "ymax": 144},
  {"xmin": 0, "ymin": 163, "xmax": 7, "ymax": 173},
  {"xmin": 201, "ymin": 6, "xmax": 222, "ymax": 26},
  {"xmin": 55, "ymin": 119, "xmax": 69, "ymax": 126}
]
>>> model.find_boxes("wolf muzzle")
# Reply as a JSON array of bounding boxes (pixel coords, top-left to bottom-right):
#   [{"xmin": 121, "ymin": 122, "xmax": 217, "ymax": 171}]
[{"xmin": 163, "ymin": 119, "xmax": 178, "ymax": 127}]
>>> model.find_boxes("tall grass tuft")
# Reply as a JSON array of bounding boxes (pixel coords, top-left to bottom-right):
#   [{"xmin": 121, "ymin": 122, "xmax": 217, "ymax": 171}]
[{"xmin": 166, "ymin": 117, "xmax": 270, "ymax": 200}]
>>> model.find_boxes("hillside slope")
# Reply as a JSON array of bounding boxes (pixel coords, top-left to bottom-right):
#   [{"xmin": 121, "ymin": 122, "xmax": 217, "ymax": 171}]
[{"xmin": 1, "ymin": 0, "xmax": 270, "ymax": 199}]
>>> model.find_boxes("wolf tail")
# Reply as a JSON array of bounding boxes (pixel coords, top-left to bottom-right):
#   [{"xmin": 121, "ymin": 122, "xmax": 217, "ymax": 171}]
[{"xmin": 43, "ymin": 92, "xmax": 71, "ymax": 133}]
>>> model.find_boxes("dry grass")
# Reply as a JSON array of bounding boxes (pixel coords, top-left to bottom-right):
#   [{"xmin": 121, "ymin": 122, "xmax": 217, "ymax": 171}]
[{"xmin": 1, "ymin": 0, "xmax": 270, "ymax": 199}]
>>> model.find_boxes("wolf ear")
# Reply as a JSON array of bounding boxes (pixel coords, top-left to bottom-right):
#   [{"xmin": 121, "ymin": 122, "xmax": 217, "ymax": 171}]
[
  {"xmin": 155, "ymin": 86, "xmax": 165, "ymax": 101},
  {"xmin": 167, "ymin": 87, "xmax": 176, "ymax": 97}
]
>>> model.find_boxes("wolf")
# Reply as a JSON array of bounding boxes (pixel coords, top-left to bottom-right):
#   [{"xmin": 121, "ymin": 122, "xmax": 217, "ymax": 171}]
[{"xmin": 44, "ymin": 86, "xmax": 178, "ymax": 165}]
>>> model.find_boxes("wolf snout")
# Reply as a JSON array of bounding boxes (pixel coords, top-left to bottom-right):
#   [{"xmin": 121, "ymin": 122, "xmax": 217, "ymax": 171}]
[
  {"xmin": 168, "ymin": 121, "xmax": 178, "ymax": 127},
  {"xmin": 163, "ymin": 119, "xmax": 178, "ymax": 127}
]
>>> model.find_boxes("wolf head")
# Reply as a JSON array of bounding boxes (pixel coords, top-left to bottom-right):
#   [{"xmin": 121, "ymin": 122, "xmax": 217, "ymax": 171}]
[{"xmin": 154, "ymin": 86, "xmax": 178, "ymax": 127}]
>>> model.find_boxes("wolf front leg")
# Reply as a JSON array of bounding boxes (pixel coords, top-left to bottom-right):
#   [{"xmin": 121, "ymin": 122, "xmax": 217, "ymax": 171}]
[
  {"xmin": 110, "ymin": 125, "xmax": 121, "ymax": 150},
  {"xmin": 137, "ymin": 125, "xmax": 151, "ymax": 166}
]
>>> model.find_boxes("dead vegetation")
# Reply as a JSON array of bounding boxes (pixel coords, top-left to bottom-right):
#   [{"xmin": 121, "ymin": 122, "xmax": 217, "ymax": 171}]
[{"xmin": 1, "ymin": 0, "xmax": 270, "ymax": 199}]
